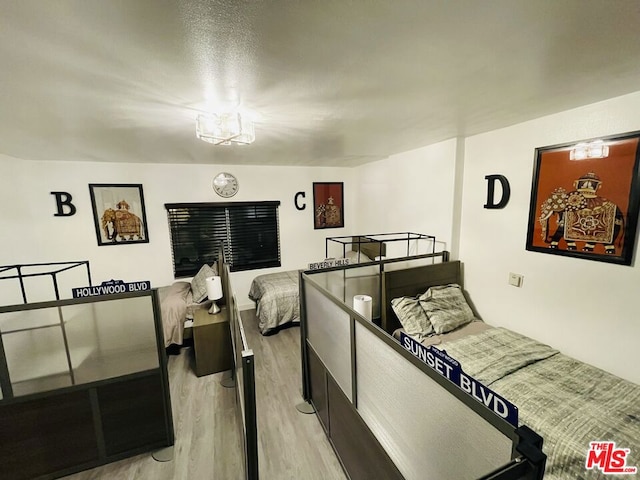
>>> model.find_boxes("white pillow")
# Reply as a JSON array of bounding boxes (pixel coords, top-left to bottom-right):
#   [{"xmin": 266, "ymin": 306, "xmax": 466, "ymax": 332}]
[
  {"xmin": 190, "ymin": 263, "xmax": 218, "ymax": 303},
  {"xmin": 345, "ymin": 250, "xmax": 373, "ymax": 263}
]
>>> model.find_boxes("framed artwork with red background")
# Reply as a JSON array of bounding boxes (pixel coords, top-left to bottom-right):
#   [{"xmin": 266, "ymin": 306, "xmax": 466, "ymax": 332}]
[
  {"xmin": 526, "ymin": 130, "xmax": 640, "ymax": 265},
  {"xmin": 313, "ymin": 182, "xmax": 344, "ymax": 229}
]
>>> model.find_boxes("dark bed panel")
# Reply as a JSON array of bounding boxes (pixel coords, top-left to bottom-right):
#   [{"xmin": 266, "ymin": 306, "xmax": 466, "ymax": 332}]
[
  {"xmin": 327, "ymin": 375, "xmax": 404, "ymax": 480},
  {"xmin": 308, "ymin": 344, "xmax": 329, "ymax": 432},
  {"xmin": 352, "ymin": 236, "xmax": 386, "ymax": 259},
  {"xmin": 381, "ymin": 260, "xmax": 462, "ymax": 334},
  {"xmin": 99, "ymin": 374, "xmax": 169, "ymax": 456},
  {"xmin": 0, "ymin": 390, "xmax": 98, "ymax": 480}
]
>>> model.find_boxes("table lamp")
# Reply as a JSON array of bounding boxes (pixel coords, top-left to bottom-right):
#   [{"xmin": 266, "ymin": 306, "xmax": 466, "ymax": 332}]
[{"xmin": 206, "ymin": 275, "xmax": 223, "ymax": 314}]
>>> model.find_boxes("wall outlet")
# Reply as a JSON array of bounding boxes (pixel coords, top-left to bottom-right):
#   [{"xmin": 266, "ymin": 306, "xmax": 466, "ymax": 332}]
[{"xmin": 508, "ymin": 272, "xmax": 523, "ymax": 288}]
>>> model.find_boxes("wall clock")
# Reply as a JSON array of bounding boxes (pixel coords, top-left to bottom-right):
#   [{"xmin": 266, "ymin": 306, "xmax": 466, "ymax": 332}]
[{"xmin": 212, "ymin": 172, "xmax": 239, "ymax": 198}]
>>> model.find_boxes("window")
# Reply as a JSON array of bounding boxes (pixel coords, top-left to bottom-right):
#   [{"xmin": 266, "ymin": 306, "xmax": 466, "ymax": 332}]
[{"xmin": 165, "ymin": 201, "xmax": 281, "ymax": 277}]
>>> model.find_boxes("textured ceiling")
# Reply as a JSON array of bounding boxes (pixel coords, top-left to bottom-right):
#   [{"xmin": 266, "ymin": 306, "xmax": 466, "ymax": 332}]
[{"xmin": 2, "ymin": 0, "xmax": 640, "ymax": 167}]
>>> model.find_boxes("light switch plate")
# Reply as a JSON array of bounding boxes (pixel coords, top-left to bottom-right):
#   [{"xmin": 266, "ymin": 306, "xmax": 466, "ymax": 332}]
[{"xmin": 508, "ymin": 273, "xmax": 523, "ymax": 287}]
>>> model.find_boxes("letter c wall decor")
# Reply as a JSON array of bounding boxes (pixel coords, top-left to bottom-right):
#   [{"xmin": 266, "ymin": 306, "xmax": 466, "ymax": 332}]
[
  {"xmin": 484, "ymin": 175, "xmax": 511, "ymax": 209},
  {"xmin": 295, "ymin": 191, "xmax": 306, "ymax": 210}
]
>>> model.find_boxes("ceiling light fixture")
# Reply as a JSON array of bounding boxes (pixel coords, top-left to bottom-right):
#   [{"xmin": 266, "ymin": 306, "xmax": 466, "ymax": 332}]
[
  {"xmin": 570, "ymin": 140, "xmax": 609, "ymax": 160},
  {"xmin": 196, "ymin": 112, "xmax": 255, "ymax": 145}
]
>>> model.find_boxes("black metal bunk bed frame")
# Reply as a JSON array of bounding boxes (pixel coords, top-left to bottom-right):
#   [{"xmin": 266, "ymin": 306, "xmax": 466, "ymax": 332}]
[
  {"xmin": 0, "ymin": 282, "xmax": 174, "ymax": 479},
  {"xmin": 0, "ymin": 261, "xmax": 94, "ymax": 391},
  {"xmin": 323, "ymin": 233, "xmax": 446, "ymax": 328},
  {"xmin": 0, "ymin": 260, "xmax": 92, "ymax": 304},
  {"xmin": 325, "ymin": 231, "xmax": 437, "ymax": 260}
]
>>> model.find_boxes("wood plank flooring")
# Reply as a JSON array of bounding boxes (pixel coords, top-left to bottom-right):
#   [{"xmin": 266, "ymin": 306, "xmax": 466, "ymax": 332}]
[{"xmin": 62, "ymin": 309, "xmax": 346, "ymax": 480}]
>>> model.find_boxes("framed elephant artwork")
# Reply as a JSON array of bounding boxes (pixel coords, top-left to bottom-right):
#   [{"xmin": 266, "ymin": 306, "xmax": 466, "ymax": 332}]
[
  {"xmin": 89, "ymin": 184, "xmax": 149, "ymax": 246},
  {"xmin": 526, "ymin": 130, "xmax": 640, "ymax": 265},
  {"xmin": 313, "ymin": 182, "xmax": 344, "ymax": 229}
]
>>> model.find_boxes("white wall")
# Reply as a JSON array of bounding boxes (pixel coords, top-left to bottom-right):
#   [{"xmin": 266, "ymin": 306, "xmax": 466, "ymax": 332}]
[
  {"xmin": 351, "ymin": 93, "xmax": 640, "ymax": 384},
  {"xmin": 459, "ymin": 91, "xmax": 640, "ymax": 384},
  {"xmin": 0, "ymin": 156, "xmax": 354, "ymax": 309},
  {"xmin": 4, "ymin": 92, "xmax": 640, "ymax": 385},
  {"xmin": 353, "ymin": 138, "xmax": 459, "ymax": 252}
]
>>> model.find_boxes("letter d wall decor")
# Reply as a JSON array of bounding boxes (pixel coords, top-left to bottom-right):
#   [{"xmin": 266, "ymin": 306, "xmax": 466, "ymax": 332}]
[{"xmin": 484, "ymin": 175, "xmax": 511, "ymax": 209}]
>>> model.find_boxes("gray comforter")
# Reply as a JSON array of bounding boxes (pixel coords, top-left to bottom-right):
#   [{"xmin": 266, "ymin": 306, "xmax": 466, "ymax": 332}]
[
  {"xmin": 440, "ymin": 327, "xmax": 640, "ymax": 480},
  {"xmin": 158, "ymin": 282, "xmax": 190, "ymax": 347},
  {"xmin": 248, "ymin": 270, "xmax": 300, "ymax": 334}
]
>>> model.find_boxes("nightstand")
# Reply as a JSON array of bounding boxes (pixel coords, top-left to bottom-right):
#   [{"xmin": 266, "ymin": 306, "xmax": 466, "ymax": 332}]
[{"xmin": 192, "ymin": 306, "xmax": 232, "ymax": 376}]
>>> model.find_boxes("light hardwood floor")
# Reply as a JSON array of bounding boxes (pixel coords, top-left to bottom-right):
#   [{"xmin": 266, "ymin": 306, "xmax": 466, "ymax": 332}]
[{"xmin": 63, "ymin": 309, "xmax": 346, "ymax": 480}]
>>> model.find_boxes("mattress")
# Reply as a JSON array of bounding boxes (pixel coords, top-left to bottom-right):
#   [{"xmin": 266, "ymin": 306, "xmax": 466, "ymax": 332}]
[
  {"xmin": 437, "ymin": 327, "xmax": 640, "ymax": 479},
  {"xmin": 248, "ymin": 270, "xmax": 300, "ymax": 335}
]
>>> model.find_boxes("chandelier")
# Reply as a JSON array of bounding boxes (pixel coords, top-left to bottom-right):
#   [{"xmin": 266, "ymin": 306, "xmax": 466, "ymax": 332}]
[
  {"xmin": 196, "ymin": 112, "xmax": 255, "ymax": 145},
  {"xmin": 570, "ymin": 140, "xmax": 609, "ymax": 160}
]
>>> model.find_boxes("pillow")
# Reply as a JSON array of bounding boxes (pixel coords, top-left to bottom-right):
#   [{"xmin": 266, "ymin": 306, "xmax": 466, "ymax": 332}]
[
  {"xmin": 190, "ymin": 263, "xmax": 218, "ymax": 303},
  {"xmin": 419, "ymin": 284, "xmax": 474, "ymax": 334},
  {"xmin": 345, "ymin": 250, "xmax": 373, "ymax": 263},
  {"xmin": 391, "ymin": 296, "xmax": 433, "ymax": 339}
]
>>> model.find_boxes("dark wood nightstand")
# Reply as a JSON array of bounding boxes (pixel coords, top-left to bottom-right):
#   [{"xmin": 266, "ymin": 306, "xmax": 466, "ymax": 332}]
[{"xmin": 192, "ymin": 306, "xmax": 232, "ymax": 376}]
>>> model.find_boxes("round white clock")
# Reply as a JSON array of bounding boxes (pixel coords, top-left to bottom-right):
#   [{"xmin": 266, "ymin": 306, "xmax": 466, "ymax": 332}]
[{"xmin": 212, "ymin": 172, "xmax": 239, "ymax": 198}]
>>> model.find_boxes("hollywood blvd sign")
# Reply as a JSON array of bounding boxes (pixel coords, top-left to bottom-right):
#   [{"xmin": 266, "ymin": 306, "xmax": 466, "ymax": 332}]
[{"xmin": 72, "ymin": 279, "xmax": 151, "ymax": 298}]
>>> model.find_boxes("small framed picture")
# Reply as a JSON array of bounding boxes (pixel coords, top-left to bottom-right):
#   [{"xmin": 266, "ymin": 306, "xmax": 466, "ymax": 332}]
[
  {"xmin": 313, "ymin": 182, "xmax": 344, "ymax": 229},
  {"xmin": 89, "ymin": 184, "xmax": 149, "ymax": 246},
  {"xmin": 525, "ymin": 130, "xmax": 640, "ymax": 265}
]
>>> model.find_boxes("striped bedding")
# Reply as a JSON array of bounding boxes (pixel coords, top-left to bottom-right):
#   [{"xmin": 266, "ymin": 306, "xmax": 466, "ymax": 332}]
[
  {"xmin": 248, "ymin": 270, "xmax": 300, "ymax": 335},
  {"xmin": 439, "ymin": 327, "xmax": 640, "ymax": 479}
]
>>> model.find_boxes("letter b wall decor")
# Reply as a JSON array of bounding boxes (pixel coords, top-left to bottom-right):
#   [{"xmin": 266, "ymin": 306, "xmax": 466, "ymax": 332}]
[{"xmin": 51, "ymin": 191, "xmax": 77, "ymax": 216}]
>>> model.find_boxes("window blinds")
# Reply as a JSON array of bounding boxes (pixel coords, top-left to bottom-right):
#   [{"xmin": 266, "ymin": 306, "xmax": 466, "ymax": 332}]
[{"xmin": 165, "ymin": 201, "xmax": 281, "ymax": 277}]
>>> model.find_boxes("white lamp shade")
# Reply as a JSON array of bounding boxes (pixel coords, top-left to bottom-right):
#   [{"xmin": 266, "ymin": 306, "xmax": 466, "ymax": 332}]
[
  {"xmin": 206, "ymin": 276, "xmax": 223, "ymax": 301},
  {"xmin": 353, "ymin": 294, "xmax": 373, "ymax": 321}
]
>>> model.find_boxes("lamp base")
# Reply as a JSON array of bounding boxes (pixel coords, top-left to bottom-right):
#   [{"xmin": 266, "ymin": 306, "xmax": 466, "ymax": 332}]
[
  {"xmin": 152, "ymin": 446, "xmax": 174, "ymax": 462},
  {"xmin": 208, "ymin": 301, "xmax": 220, "ymax": 314}
]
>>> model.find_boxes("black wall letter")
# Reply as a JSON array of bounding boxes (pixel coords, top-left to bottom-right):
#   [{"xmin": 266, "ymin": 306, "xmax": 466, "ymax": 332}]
[
  {"xmin": 295, "ymin": 191, "xmax": 306, "ymax": 210},
  {"xmin": 484, "ymin": 175, "xmax": 511, "ymax": 209},
  {"xmin": 51, "ymin": 191, "xmax": 77, "ymax": 216}
]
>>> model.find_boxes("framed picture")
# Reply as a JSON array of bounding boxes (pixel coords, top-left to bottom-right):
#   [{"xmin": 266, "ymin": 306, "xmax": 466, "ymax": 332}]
[
  {"xmin": 89, "ymin": 184, "xmax": 149, "ymax": 246},
  {"xmin": 313, "ymin": 182, "xmax": 344, "ymax": 229},
  {"xmin": 525, "ymin": 130, "xmax": 640, "ymax": 265}
]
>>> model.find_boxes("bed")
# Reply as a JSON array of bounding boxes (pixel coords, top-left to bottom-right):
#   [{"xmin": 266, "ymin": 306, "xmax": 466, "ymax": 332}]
[
  {"xmin": 248, "ymin": 233, "xmax": 401, "ymax": 335},
  {"xmin": 384, "ymin": 261, "xmax": 640, "ymax": 479},
  {"xmin": 158, "ymin": 262, "xmax": 219, "ymax": 348},
  {"xmin": 248, "ymin": 250, "xmax": 383, "ymax": 335},
  {"xmin": 248, "ymin": 270, "xmax": 301, "ymax": 335},
  {"xmin": 248, "ymin": 238, "xmax": 386, "ymax": 335},
  {"xmin": 299, "ymin": 251, "xmax": 546, "ymax": 480}
]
